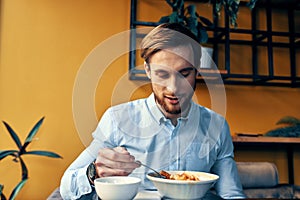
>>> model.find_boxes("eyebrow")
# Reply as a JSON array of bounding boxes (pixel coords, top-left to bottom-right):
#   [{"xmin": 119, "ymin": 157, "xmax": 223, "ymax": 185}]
[
  {"xmin": 178, "ymin": 67, "xmax": 195, "ymax": 73},
  {"xmin": 152, "ymin": 66, "xmax": 195, "ymax": 74},
  {"xmin": 148, "ymin": 63, "xmax": 196, "ymax": 73}
]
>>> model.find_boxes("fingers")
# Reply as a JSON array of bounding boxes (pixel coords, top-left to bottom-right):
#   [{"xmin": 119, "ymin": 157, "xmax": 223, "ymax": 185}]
[
  {"xmin": 95, "ymin": 164, "xmax": 133, "ymax": 177},
  {"xmin": 95, "ymin": 147, "xmax": 140, "ymax": 177},
  {"xmin": 114, "ymin": 146, "xmax": 129, "ymax": 154},
  {"xmin": 96, "ymin": 153, "xmax": 136, "ymax": 169},
  {"xmin": 99, "ymin": 147, "xmax": 135, "ymax": 163}
]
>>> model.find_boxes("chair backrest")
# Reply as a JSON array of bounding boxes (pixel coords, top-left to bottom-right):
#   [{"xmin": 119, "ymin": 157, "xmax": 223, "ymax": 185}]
[{"xmin": 236, "ymin": 162, "xmax": 279, "ymax": 188}]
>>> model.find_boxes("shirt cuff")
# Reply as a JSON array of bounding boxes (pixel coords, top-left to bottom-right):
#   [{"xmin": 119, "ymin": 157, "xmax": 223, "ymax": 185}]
[{"xmin": 76, "ymin": 165, "xmax": 93, "ymax": 196}]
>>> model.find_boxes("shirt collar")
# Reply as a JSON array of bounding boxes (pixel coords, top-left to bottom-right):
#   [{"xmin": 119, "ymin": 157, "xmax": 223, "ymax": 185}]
[
  {"xmin": 146, "ymin": 93, "xmax": 165, "ymax": 124},
  {"xmin": 146, "ymin": 93, "xmax": 193, "ymax": 125}
]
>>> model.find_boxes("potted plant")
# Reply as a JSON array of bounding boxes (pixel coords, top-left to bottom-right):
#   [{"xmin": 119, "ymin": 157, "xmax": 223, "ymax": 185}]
[
  {"xmin": 0, "ymin": 117, "xmax": 62, "ymax": 200},
  {"xmin": 264, "ymin": 116, "xmax": 300, "ymax": 137},
  {"xmin": 159, "ymin": 0, "xmax": 258, "ymax": 44}
]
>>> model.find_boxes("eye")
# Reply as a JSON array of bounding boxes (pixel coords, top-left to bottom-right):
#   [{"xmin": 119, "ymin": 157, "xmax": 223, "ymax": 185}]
[
  {"xmin": 180, "ymin": 70, "xmax": 191, "ymax": 77},
  {"xmin": 179, "ymin": 68, "xmax": 194, "ymax": 78},
  {"xmin": 155, "ymin": 70, "xmax": 170, "ymax": 79}
]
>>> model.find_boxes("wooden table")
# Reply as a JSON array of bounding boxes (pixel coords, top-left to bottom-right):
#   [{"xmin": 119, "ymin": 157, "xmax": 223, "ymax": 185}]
[{"xmin": 232, "ymin": 136, "xmax": 300, "ymax": 184}]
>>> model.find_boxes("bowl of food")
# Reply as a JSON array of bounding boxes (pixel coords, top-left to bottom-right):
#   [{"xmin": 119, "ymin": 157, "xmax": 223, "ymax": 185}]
[
  {"xmin": 94, "ymin": 176, "xmax": 141, "ymax": 200},
  {"xmin": 146, "ymin": 170, "xmax": 219, "ymax": 199}
]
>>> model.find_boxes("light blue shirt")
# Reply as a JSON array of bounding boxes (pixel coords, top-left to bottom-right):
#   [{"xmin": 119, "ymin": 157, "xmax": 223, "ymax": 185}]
[{"xmin": 60, "ymin": 94, "xmax": 245, "ymax": 199}]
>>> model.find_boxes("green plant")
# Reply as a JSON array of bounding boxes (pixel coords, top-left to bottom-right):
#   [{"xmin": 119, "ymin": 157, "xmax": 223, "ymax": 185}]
[
  {"xmin": 159, "ymin": 0, "xmax": 258, "ymax": 43},
  {"xmin": 264, "ymin": 116, "xmax": 300, "ymax": 137},
  {"xmin": 0, "ymin": 117, "xmax": 62, "ymax": 200}
]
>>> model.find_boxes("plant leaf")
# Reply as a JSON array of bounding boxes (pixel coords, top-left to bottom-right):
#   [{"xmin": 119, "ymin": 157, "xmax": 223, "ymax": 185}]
[
  {"xmin": 185, "ymin": 17, "xmax": 198, "ymax": 36},
  {"xmin": 169, "ymin": 11, "xmax": 182, "ymax": 23},
  {"xmin": 185, "ymin": 5, "xmax": 198, "ymax": 30},
  {"xmin": 198, "ymin": 16, "xmax": 214, "ymax": 28},
  {"xmin": 197, "ymin": 26, "xmax": 208, "ymax": 44},
  {"xmin": 0, "ymin": 150, "xmax": 18, "ymax": 161},
  {"xmin": 246, "ymin": 0, "xmax": 258, "ymax": 10},
  {"xmin": 0, "ymin": 184, "xmax": 5, "ymax": 199},
  {"xmin": 265, "ymin": 125, "xmax": 300, "ymax": 137},
  {"xmin": 19, "ymin": 157, "xmax": 28, "ymax": 180},
  {"xmin": 214, "ymin": 2, "xmax": 222, "ymax": 15},
  {"xmin": 276, "ymin": 116, "xmax": 300, "ymax": 126},
  {"xmin": 1, "ymin": 193, "xmax": 6, "ymax": 200},
  {"xmin": 24, "ymin": 150, "xmax": 62, "ymax": 159},
  {"xmin": 8, "ymin": 179, "xmax": 27, "ymax": 200},
  {"xmin": 186, "ymin": 5, "xmax": 197, "ymax": 18},
  {"xmin": 2, "ymin": 121, "xmax": 22, "ymax": 150},
  {"xmin": 21, "ymin": 117, "xmax": 45, "ymax": 153},
  {"xmin": 159, "ymin": 16, "xmax": 170, "ymax": 23},
  {"xmin": 24, "ymin": 117, "xmax": 44, "ymax": 145}
]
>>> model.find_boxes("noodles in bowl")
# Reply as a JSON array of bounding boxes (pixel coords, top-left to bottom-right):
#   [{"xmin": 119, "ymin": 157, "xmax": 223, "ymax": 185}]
[{"xmin": 147, "ymin": 171, "xmax": 219, "ymax": 199}]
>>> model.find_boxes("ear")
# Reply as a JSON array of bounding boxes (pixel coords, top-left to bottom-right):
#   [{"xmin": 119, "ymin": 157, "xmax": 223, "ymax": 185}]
[{"xmin": 144, "ymin": 61, "xmax": 151, "ymax": 79}]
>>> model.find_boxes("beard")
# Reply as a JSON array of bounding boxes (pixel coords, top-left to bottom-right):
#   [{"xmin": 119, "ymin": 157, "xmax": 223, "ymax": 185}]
[
  {"xmin": 153, "ymin": 82, "xmax": 196, "ymax": 116},
  {"xmin": 154, "ymin": 93, "xmax": 182, "ymax": 115}
]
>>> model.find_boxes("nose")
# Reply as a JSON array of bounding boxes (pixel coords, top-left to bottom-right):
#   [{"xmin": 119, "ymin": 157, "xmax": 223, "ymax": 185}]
[{"xmin": 166, "ymin": 74, "xmax": 179, "ymax": 93}]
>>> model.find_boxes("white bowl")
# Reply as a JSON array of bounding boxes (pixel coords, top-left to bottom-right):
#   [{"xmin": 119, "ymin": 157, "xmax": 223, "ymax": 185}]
[
  {"xmin": 94, "ymin": 176, "xmax": 141, "ymax": 200},
  {"xmin": 146, "ymin": 171, "xmax": 219, "ymax": 199}
]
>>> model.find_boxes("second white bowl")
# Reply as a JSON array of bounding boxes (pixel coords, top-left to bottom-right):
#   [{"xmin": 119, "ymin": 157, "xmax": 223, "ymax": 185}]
[{"xmin": 94, "ymin": 176, "xmax": 141, "ymax": 200}]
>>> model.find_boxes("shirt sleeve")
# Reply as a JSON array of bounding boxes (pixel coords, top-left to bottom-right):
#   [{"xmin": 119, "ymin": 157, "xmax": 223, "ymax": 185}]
[
  {"xmin": 59, "ymin": 150, "xmax": 95, "ymax": 200},
  {"xmin": 211, "ymin": 120, "xmax": 246, "ymax": 199},
  {"xmin": 60, "ymin": 109, "xmax": 116, "ymax": 200}
]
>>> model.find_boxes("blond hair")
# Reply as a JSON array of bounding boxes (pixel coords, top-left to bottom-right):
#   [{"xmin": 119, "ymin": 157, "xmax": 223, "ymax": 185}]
[{"xmin": 140, "ymin": 23, "xmax": 202, "ymax": 68}]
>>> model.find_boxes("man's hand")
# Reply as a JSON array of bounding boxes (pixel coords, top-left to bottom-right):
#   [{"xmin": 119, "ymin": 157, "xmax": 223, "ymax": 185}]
[{"xmin": 95, "ymin": 146, "xmax": 140, "ymax": 177}]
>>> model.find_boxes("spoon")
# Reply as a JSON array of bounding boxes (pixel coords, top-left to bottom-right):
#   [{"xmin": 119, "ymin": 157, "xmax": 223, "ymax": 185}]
[{"xmin": 135, "ymin": 161, "xmax": 166, "ymax": 179}]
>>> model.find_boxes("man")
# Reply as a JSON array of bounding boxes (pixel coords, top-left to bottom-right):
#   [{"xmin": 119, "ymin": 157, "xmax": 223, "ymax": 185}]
[{"xmin": 60, "ymin": 23, "xmax": 245, "ymax": 199}]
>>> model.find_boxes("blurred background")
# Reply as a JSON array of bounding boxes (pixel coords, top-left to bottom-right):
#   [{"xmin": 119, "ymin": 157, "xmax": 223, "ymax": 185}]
[{"xmin": 0, "ymin": 0, "xmax": 299, "ymax": 199}]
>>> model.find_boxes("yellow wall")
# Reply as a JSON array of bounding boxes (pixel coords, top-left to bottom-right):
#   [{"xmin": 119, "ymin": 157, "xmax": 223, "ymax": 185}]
[{"xmin": 0, "ymin": 0, "xmax": 299, "ymax": 199}]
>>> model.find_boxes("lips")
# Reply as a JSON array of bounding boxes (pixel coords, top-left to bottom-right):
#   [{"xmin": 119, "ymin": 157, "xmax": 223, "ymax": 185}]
[{"xmin": 165, "ymin": 95, "xmax": 180, "ymax": 105}]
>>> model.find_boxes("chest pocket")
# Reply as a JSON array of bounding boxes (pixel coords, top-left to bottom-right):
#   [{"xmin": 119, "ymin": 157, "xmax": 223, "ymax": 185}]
[{"xmin": 183, "ymin": 141, "xmax": 217, "ymax": 172}]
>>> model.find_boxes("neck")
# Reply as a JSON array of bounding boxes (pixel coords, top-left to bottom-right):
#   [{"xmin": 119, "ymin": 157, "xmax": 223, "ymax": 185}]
[{"xmin": 157, "ymin": 102, "xmax": 191, "ymax": 127}]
